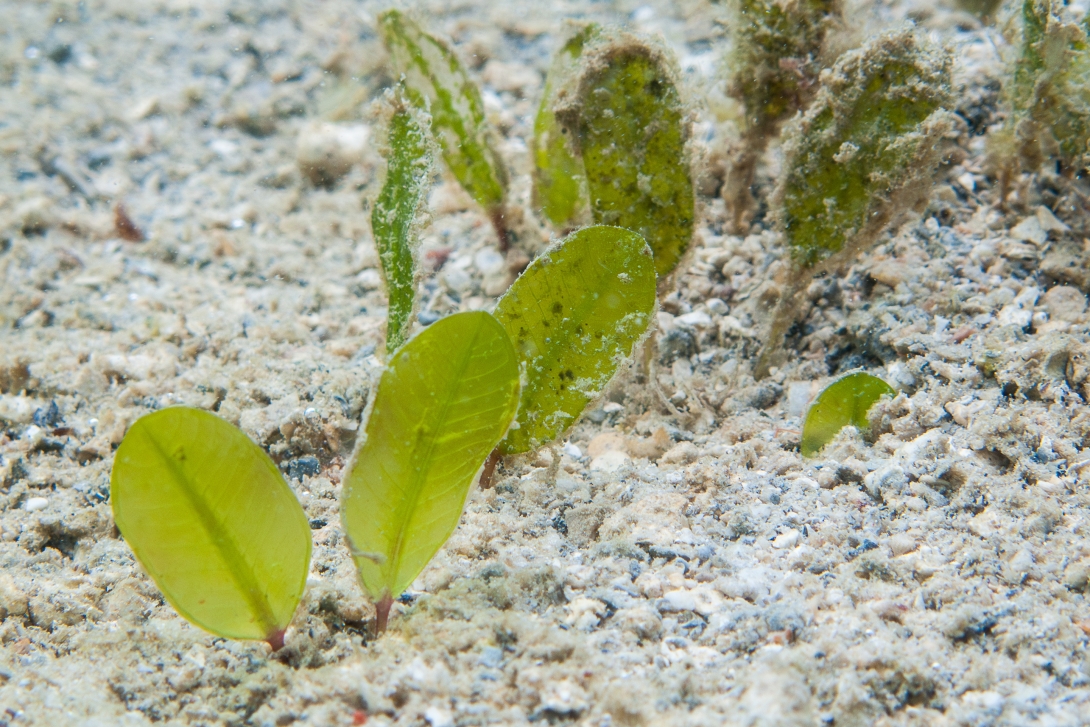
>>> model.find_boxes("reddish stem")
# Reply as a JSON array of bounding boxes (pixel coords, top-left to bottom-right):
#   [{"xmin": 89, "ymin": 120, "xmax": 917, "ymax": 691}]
[
  {"xmin": 375, "ymin": 593, "xmax": 393, "ymax": 635},
  {"xmin": 266, "ymin": 628, "xmax": 286, "ymax": 652},
  {"xmin": 479, "ymin": 448, "xmax": 502, "ymax": 490},
  {"xmin": 489, "ymin": 209, "xmax": 510, "ymax": 253}
]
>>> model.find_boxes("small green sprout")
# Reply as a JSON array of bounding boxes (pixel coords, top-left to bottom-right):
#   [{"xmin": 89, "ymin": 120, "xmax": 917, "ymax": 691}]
[
  {"xmin": 532, "ymin": 23, "xmax": 599, "ymax": 230},
  {"xmin": 754, "ymin": 29, "xmax": 954, "ymax": 379},
  {"xmin": 991, "ymin": 0, "xmax": 1090, "ymax": 181},
  {"xmin": 723, "ymin": 0, "xmax": 842, "ymax": 225},
  {"xmin": 379, "ymin": 10, "xmax": 511, "ymax": 249},
  {"xmin": 493, "ymin": 225, "xmax": 657, "ymax": 456},
  {"xmin": 111, "ymin": 407, "xmax": 312, "ymax": 650},
  {"xmin": 554, "ymin": 34, "xmax": 694, "ymax": 277},
  {"xmin": 372, "ymin": 88, "xmax": 433, "ymax": 353},
  {"xmin": 801, "ymin": 372, "xmax": 895, "ymax": 457},
  {"xmin": 340, "ymin": 311, "xmax": 520, "ymax": 632}
]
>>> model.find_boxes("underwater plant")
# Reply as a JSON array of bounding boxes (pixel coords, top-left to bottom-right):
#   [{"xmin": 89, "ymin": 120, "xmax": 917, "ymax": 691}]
[
  {"xmin": 800, "ymin": 372, "xmax": 895, "ymax": 456},
  {"xmin": 532, "ymin": 23, "xmax": 600, "ymax": 231},
  {"xmin": 753, "ymin": 28, "xmax": 954, "ymax": 379},
  {"xmin": 371, "ymin": 87, "xmax": 433, "ymax": 353},
  {"xmin": 111, "ymin": 407, "xmax": 312, "ymax": 650},
  {"xmin": 379, "ymin": 10, "xmax": 510, "ymax": 249},
  {"xmin": 492, "ymin": 225, "xmax": 657, "ymax": 459},
  {"xmin": 340, "ymin": 311, "xmax": 520, "ymax": 632},
  {"xmin": 991, "ymin": 0, "xmax": 1090, "ymax": 184},
  {"xmin": 538, "ymin": 31, "xmax": 693, "ymax": 277},
  {"xmin": 723, "ymin": 0, "xmax": 842, "ymax": 227}
]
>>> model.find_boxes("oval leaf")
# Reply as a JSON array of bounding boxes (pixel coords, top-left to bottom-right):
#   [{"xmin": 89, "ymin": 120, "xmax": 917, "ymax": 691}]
[
  {"xmin": 341, "ymin": 311, "xmax": 519, "ymax": 608},
  {"xmin": 379, "ymin": 11, "xmax": 508, "ymax": 224},
  {"xmin": 532, "ymin": 24, "xmax": 598, "ymax": 229},
  {"xmin": 565, "ymin": 37, "xmax": 694, "ymax": 277},
  {"xmin": 494, "ymin": 225, "xmax": 656, "ymax": 454},
  {"xmin": 801, "ymin": 372, "xmax": 895, "ymax": 457},
  {"xmin": 111, "ymin": 407, "xmax": 312, "ymax": 646},
  {"xmin": 373, "ymin": 90, "xmax": 432, "ymax": 353}
]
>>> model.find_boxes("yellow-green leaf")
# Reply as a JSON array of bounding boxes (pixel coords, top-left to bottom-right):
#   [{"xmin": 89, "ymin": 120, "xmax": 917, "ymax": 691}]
[
  {"xmin": 532, "ymin": 24, "xmax": 599, "ymax": 229},
  {"xmin": 801, "ymin": 372, "xmax": 895, "ymax": 457},
  {"xmin": 379, "ymin": 11, "xmax": 508, "ymax": 235},
  {"xmin": 341, "ymin": 311, "xmax": 519, "ymax": 627},
  {"xmin": 494, "ymin": 226, "xmax": 657, "ymax": 454},
  {"xmin": 373, "ymin": 89, "xmax": 432, "ymax": 353},
  {"xmin": 111, "ymin": 407, "xmax": 311, "ymax": 648},
  {"xmin": 562, "ymin": 37, "xmax": 694, "ymax": 277}
]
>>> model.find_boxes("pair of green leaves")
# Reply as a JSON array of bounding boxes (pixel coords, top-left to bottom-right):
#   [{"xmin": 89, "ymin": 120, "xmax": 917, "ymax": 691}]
[
  {"xmin": 534, "ymin": 30, "xmax": 694, "ymax": 277},
  {"xmin": 341, "ymin": 225, "xmax": 656, "ymax": 624},
  {"xmin": 800, "ymin": 372, "xmax": 895, "ymax": 457},
  {"xmin": 112, "ymin": 227, "xmax": 656, "ymax": 642},
  {"xmin": 379, "ymin": 10, "xmax": 509, "ymax": 246}
]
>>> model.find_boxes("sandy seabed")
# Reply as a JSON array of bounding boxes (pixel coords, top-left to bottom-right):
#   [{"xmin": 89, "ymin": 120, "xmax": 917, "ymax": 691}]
[{"xmin": 2, "ymin": 0, "xmax": 1090, "ymax": 725}]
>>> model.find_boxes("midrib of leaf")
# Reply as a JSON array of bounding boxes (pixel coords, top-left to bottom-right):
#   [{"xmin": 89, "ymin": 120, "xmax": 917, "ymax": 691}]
[
  {"xmin": 144, "ymin": 431, "xmax": 279, "ymax": 637},
  {"xmin": 384, "ymin": 316, "xmax": 485, "ymax": 591}
]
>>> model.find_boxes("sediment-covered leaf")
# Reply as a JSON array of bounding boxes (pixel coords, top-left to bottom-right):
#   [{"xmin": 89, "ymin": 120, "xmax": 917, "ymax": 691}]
[
  {"xmin": 532, "ymin": 24, "xmax": 599, "ymax": 229},
  {"xmin": 111, "ymin": 407, "xmax": 311, "ymax": 647},
  {"xmin": 372, "ymin": 90, "xmax": 432, "ymax": 353},
  {"xmin": 801, "ymin": 372, "xmax": 895, "ymax": 457},
  {"xmin": 379, "ymin": 11, "xmax": 508, "ymax": 235},
  {"xmin": 560, "ymin": 36, "xmax": 694, "ymax": 277},
  {"xmin": 776, "ymin": 29, "xmax": 953, "ymax": 269},
  {"xmin": 997, "ymin": 0, "xmax": 1090, "ymax": 173},
  {"xmin": 341, "ymin": 311, "xmax": 519, "ymax": 623},
  {"xmin": 494, "ymin": 226, "xmax": 656, "ymax": 454}
]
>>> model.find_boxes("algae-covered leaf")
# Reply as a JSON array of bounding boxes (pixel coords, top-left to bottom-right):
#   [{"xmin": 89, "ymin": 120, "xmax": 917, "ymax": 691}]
[
  {"xmin": 999, "ymin": 0, "xmax": 1090, "ymax": 173},
  {"xmin": 494, "ymin": 226, "xmax": 656, "ymax": 454},
  {"xmin": 562, "ymin": 36, "xmax": 694, "ymax": 277},
  {"xmin": 111, "ymin": 407, "xmax": 311, "ymax": 648},
  {"xmin": 341, "ymin": 311, "xmax": 519, "ymax": 627},
  {"xmin": 777, "ymin": 29, "xmax": 953, "ymax": 269},
  {"xmin": 532, "ymin": 24, "xmax": 599, "ymax": 229},
  {"xmin": 801, "ymin": 372, "xmax": 895, "ymax": 457},
  {"xmin": 373, "ymin": 89, "xmax": 432, "ymax": 353},
  {"xmin": 379, "ymin": 10, "xmax": 509, "ymax": 243}
]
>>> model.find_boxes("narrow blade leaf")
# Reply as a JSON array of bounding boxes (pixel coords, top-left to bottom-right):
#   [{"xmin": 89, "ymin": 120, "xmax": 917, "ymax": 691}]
[
  {"xmin": 532, "ymin": 24, "xmax": 598, "ymax": 229},
  {"xmin": 373, "ymin": 90, "xmax": 432, "ymax": 353},
  {"xmin": 111, "ymin": 407, "xmax": 311, "ymax": 646},
  {"xmin": 801, "ymin": 372, "xmax": 895, "ymax": 457},
  {"xmin": 341, "ymin": 311, "xmax": 519, "ymax": 604},
  {"xmin": 494, "ymin": 225, "xmax": 656, "ymax": 454},
  {"xmin": 563, "ymin": 37, "xmax": 694, "ymax": 277},
  {"xmin": 379, "ymin": 11, "xmax": 508, "ymax": 221}
]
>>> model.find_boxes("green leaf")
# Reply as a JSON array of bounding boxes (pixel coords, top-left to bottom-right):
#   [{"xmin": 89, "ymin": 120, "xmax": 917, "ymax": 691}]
[
  {"xmin": 801, "ymin": 372, "xmax": 895, "ymax": 457},
  {"xmin": 562, "ymin": 37, "xmax": 694, "ymax": 277},
  {"xmin": 341, "ymin": 311, "xmax": 519, "ymax": 616},
  {"xmin": 532, "ymin": 24, "xmax": 599, "ymax": 229},
  {"xmin": 776, "ymin": 29, "xmax": 953, "ymax": 269},
  {"xmin": 379, "ymin": 11, "xmax": 508, "ymax": 231},
  {"xmin": 494, "ymin": 225, "xmax": 657, "ymax": 454},
  {"xmin": 373, "ymin": 90, "xmax": 432, "ymax": 353},
  {"xmin": 111, "ymin": 407, "xmax": 311, "ymax": 647}
]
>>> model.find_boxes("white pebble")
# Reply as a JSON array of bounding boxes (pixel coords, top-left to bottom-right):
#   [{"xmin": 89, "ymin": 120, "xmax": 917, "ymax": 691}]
[
  {"xmin": 772, "ymin": 529, "xmax": 800, "ymax": 549},
  {"xmin": 24, "ymin": 497, "xmax": 49, "ymax": 512}
]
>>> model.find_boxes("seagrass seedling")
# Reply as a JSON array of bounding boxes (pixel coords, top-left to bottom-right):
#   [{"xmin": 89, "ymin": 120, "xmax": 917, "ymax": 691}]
[
  {"xmin": 800, "ymin": 372, "xmax": 895, "ymax": 456},
  {"xmin": 537, "ymin": 29, "xmax": 694, "ymax": 277},
  {"xmin": 371, "ymin": 86, "xmax": 433, "ymax": 353},
  {"xmin": 754, "ymin": 28, "xmax": 954, "ymax": 378},
  {"xmin": 111, "ymin": 407, "xmax": 312, "ymax": 650},
  {"xmin": 991, "ymin": 0, "xmax": 1090, "ymax": 182},
  {"xmin": 340, "ymin": 311, "xmax": 520, "ymax": 632},
  {"xmin": 379, "ymin": 10, "xmax": 511, "ymax": 249}
]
